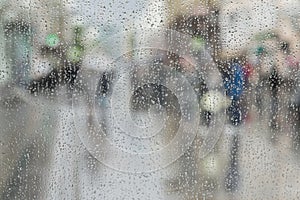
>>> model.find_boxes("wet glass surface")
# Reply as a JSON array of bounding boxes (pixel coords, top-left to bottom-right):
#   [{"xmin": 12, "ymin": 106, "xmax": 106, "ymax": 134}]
[{"xmin": 0, "ymin": 0, "xmax": 300, "ymax": 199}]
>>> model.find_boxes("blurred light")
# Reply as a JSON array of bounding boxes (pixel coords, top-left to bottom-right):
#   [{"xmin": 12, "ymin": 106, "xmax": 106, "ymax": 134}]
[{"xmin": 45, "ymin": 33, "xmax": 60, "ymax": 47}]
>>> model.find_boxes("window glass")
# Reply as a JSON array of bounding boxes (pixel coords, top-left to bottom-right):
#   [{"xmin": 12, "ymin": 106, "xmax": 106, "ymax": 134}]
[{"xmin": 0, "ymin": 0, "xmax": 300, "ymax": 199}]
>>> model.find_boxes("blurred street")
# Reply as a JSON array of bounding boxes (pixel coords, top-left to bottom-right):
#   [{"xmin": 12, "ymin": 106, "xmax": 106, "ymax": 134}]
[
  {"xmin": 217, "ymin": 113, "xmax": 300, "ymax": 200},
  {"xmin": 1, "ymin": 0, "xmax": 300, "ymax": 199},
  {"xmin": 2, "ymin": 86, "xmax": 300, "ymax": 199}
]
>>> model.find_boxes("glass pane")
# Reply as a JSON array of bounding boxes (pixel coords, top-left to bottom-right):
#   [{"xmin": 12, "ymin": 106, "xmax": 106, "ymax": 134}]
[{"xmin": 0, "ymin": 0, "xmax": 299, "ymax": 199}]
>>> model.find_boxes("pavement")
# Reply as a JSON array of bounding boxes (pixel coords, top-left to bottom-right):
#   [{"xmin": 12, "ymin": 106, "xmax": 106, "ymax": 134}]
[{"xmin": 1, "ymin": 86, "xmax": 300, "ymax": 199}]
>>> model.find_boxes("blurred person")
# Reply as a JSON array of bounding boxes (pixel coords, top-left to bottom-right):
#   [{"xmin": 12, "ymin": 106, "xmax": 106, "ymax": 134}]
[
  {"xmin": 219, "ymin": 57, "xmax": 247, "ymax": 192},
  {"xmin": 250, "ymin": 34, "xmax": 299, "ymax": 138}
]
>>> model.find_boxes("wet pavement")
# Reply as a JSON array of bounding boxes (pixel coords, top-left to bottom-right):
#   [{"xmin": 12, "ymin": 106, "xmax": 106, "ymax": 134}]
[{"xmin": 1, "ymin": 87, "xmax": 300, "ymax": 199}]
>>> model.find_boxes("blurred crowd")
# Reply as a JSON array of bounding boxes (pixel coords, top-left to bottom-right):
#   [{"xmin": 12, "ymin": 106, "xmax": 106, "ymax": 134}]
[{"xmin": 0, "ymin": 0, "xmax": 300, "ymax": 199}]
